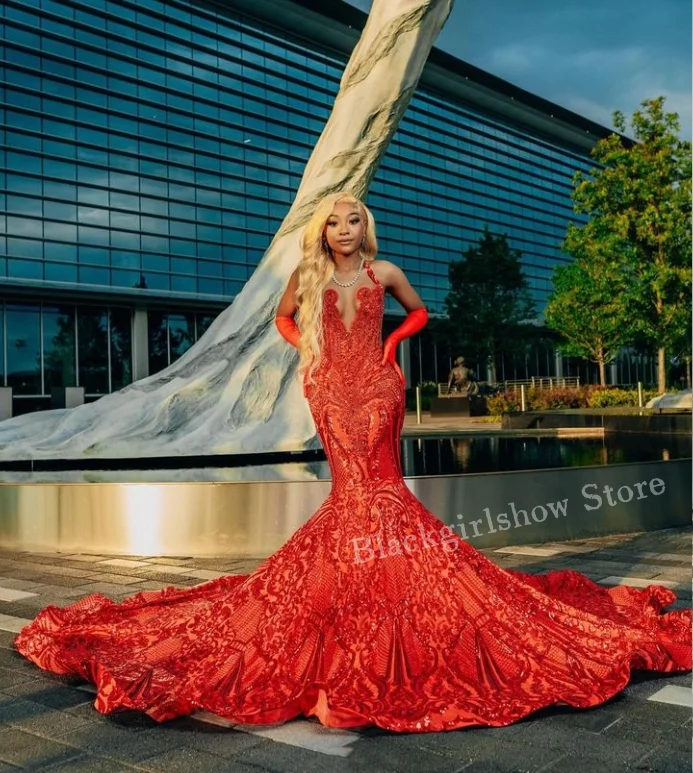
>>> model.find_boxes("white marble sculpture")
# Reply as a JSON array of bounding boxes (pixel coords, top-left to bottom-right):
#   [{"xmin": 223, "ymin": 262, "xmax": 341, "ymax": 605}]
[
  {"xmin": 645, "ymin": 390, "xmax": 692, "ymax": 410},
  {"xmin": 0, "ymin": 0, "xmax": 455, "ymax": 460}
]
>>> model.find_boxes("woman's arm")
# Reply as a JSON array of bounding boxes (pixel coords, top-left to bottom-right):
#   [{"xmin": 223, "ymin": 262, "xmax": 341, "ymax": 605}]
[
  {"xmin": 275, "ymin": 268, "xmax": 301, "ymax": 348},
  {"xmin": 377, "ymin": 261, "xmax": 426, "ymax": 313},
  {"xmin": 376, "ymin": 261, "xmax": 429, "ymax": 379}
]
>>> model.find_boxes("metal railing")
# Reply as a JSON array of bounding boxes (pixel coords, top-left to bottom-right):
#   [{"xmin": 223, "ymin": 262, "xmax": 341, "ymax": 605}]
[
  {"xmin": 437, "ymin": 376, "xmax": 581, "ymax": 398},
  {"xmin": 500, "ymin": 377, "xmax": 580, "ymax": 392}
]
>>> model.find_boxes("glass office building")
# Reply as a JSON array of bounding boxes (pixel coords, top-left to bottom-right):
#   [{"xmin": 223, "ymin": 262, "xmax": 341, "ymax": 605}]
[{"xmin": 0, "ymin": 0, "xmax": 630, "ymax": 412}]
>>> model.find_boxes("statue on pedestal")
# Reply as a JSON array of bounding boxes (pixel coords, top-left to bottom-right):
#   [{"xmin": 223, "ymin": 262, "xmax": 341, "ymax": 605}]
[{"xmin": 446, "ymin": 356, "xmax": 477, "ymax": 396}]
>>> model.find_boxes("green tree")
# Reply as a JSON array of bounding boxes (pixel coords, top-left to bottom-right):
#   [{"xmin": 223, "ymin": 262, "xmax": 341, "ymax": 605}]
[
  {"xmin": 563, "ymin": 97, "xmax": 691, "ymax": 394},
  {"xmin": 545, "ymin": 252, "xmax": 630, "ymax": 385},
  {"xmin": 433, "ymin": 227, "xmax": 536, "ymax": 382}
]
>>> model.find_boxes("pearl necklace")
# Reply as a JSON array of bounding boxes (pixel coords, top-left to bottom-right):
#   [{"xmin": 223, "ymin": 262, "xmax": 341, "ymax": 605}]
[{"xmin": 331, "ymin": 257, "xmax": 365, "ymax": 288}]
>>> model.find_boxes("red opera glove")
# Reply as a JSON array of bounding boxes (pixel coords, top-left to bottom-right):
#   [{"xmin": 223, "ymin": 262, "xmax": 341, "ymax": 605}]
[
  {"xmin": 275, "ymin": 315, "xmax": 301, "ymax": 349},
  {"xmin": 381, "ymin": 307, "xmax": 428, "ymax": 385}
]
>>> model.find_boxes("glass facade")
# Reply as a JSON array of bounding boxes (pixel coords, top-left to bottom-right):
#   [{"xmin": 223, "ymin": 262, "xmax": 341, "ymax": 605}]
[
  {"xmin": 147, "ymin": 308, "xmax": 216, "ymax": 372},
  {"xmin": 380, "ymin": 99, "xmax": 591, "ymax": 312},
  {"xmin": 0, "ymin": 0, "xmax": 610, "ymax": 398},
  {"xmin": 1, "ymin": 300, "xmax": 132, "ymax": 405},
  {"xmin": 0, "ymin": 0, "xmax": 594, "ymax": 308},
  {"xmin": 0, "ymin": 299, "xmax": 219, "ymax": 409}
]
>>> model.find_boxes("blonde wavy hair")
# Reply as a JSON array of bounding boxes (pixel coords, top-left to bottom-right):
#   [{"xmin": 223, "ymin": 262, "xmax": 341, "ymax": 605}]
[{"xmin": 295, "ymin": 193, "xmax": 378, "ymax": 388}]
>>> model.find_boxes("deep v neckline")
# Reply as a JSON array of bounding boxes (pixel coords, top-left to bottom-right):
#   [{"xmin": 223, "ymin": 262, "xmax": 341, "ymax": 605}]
[
  {"xmin": 325, "ymin": 263, "xmax": 384, "ymax": 335},
  {"xmin": 327, "ymin": 284, "xmax": 382, "ymax": 335}
]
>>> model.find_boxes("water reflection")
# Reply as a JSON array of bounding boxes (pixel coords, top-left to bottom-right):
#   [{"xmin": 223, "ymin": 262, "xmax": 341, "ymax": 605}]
[
  {"xmin": 401, "ymin": 433, "xmax": 690, "ymax": 476},
  {"xmin": 0, "ymin": 461, "xmax": 331, "ymax": 484},
  {"xmin": 0, "ymin": 433, "xmax": 687, "ymax": 485}
]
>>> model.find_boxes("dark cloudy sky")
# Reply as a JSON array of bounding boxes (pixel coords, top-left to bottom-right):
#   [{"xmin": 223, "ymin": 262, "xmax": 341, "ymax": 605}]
[{"xmin": 345, "ymin": 0, "xmax": 691, "ymax": 140}]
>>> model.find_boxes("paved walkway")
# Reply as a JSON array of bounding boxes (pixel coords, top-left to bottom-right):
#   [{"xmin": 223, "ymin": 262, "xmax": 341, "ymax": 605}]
[
  {"xmin": 402, "ymin": 413, "xmax": 502, "ymax": 434},
  {"xmin": 0, "ymin": 527, "xmax": 690, "ymax": 772},
  {"xmin": 400, "ymin": 414, "xmax": 599, "ymax": 434}
]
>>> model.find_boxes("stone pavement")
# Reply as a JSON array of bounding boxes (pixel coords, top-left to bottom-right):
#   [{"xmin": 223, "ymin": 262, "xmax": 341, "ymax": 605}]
[{"xmin": 0, "ymin": 527, "xmax": 690, "ymax": 773}]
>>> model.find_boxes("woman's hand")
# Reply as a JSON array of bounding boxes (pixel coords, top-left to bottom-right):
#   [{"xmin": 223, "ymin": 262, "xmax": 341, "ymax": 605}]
[
  {"xmin": 275, "ymin": 315, "xmax": 300, "ymax": 349},
  {"xmin": 375, "ymin": 262, "xmax": 428, "ymax": 388},
  {"xmin": 382, "ymin": 338, "xmax": 406, "ymax": 386},
  {"xmin": 275, "ymin": 269, "xmax": 301, "ymax": 349}
]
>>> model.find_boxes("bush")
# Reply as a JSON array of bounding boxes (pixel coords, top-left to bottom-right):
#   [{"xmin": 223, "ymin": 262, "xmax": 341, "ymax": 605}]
[
  {"xmin": 486, "ymin": 385, "xmax": 660, "ymax": 414},
  {"xmin": 419, "ymin": 380, "xmax": 439, "ymax": 397},
  {"xmin": 407, "ymin": 382, "xmax": 665, "ymax": 414},
  {"xmin": 406, "ymin": 381, "xmax": 439, "ymax": 411},
  {"xmin": 527, "ymin": 386, "xmax": 591, "ymax": 410},
  {"xmin": 486, "ymin": 391, "xmax": 523, "ymax": 415},
  {"xmin": 587, "ymin": 387, "xmax": 659, "ymax": 407}
]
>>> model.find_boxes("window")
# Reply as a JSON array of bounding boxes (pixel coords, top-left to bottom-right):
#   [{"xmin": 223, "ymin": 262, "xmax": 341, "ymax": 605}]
[
  {"xmin": 44, "ymin": 139, "xmax": 76, "ymax": 159},
  {"xmin": 43, "ymin": 305, "xmax": 76, "ymax": 391},
  {"xmin": 43, "ymin": 78, "xmax": 76, "ymax": 100},
  {"xmin": 141, "ymin": 198, "xmax": 168, "ymax": 216},
  {"xmin": 147, "ymin": 310, "xmax": 168, "ymax": 373},
  {"xmin": 77, "ymin": 307, "xmax": 108, "ymax": 393},
  {"xmin": 171, "ymin": 238, "xmax": 195, "ymax": 256},
  {"xmin": 142, "ymin": 253, "xmax": 169, "ymax": 271},
  {"xmin": 111, "ymin": 251, "xmax": 139, "ymax": 268},
  {"xmin": 109, "ymin": 172, "xmax": 139, "ymax": 191},
  {"xmin": 111, "ymin": 268, "xmax": 140, "ymax": 287},
  {"xmin": 141, "ymin": 234, "xmax": 169, "ymax": 253},
  {"xmin": 8, "ymin": 258, "xmax": 43, "ymax": 280},
  {"xmin": 44, "ymin": 221, "xmax": 77, "ymax": 242},
  {"xmin": 44, "ymin": 242, "xmax": 77, "ymax": 262},
  {"xmin": 6, "ymin": 304, "xmax": 41, "ymax": 395},
  {"xmin": 109, "ymin": 152, "xmax": 139, "ymax": 171},
  {"xmin": 79, "ymin": 226, "xmax": 110, "ymax": 246},
  {"xmin": 110, "ymin": 192, "xmax": 139, "ymax": 210},
  {"xmin": 171, "ymin": 257, "xmax": 195, "ymax": 274},
  {"xmin": 7, "ymin": 175, "xmax": 41, "ymax": 196},
  {"xmin": 110, "ymin": 307, "xmax": 132, "ymax": 390},
  {"xmin": 7, "ymin": 152, "xmax": 41, "ymax": 174},
  {"xmin": 168, "ymin": 313, "xmax": 196, "ymax": 363},
  {"xmin": 141, "ymin": 215, "xmax": 168, "ymax": 233},
  {"xmin": 44, "ymin": 201, "xmax": 77, "ymax": 221},
  {"xmin": 78, "ymin": 187, "xmax": 109, "ymax": 207},
  {"xmin": 171, "ymin": 275, "xmax": 195, "ymax": 292},
  {"xmin": 42, "ymin": 118, "xmax": 74, "ymax": 142},
  {"xmin": 7, "ymin": 196, "xmax": 42, "ymax": 216},
  {"xmin": 196, "ymin": 312, "xmax": 217, "ymax": 338},
  {"xmin": 198, "ymin": 259, "xmax": 222, "ymax": 277},
  {"xmin": 76, "ymin": 107, "xmax": 107, "ymax": 127},
  {"xmin": 48, "ymin": 160, "xmax": 77, "ymax": 180},
  {"xmin": 7, "ymin": 131, "xmax": 41, "ymax": 151},
  {"xmin": 111, "ymin": 230, "xmax": 140, "ymax": 250},
  {"xmin": 111, "ymin": 211, "xmax": 140, "ymax": 230},
  {"xmin": 79, "ymin": 266, "xmax": 109, "ymax": 285},
  {"xmin": 197, "ymin": 224, "xmax": 221, "ymax": 242},
  {"xmin": 78, "ymin": 206, "xmax": 109, "ymax": 228},
  {"xmin": 8, "ymin": 236, "xmax": 43, "ymax": 256},
  {"xmin": 144, "ymin": 272, "xmax": 170, "ymax": 291}
]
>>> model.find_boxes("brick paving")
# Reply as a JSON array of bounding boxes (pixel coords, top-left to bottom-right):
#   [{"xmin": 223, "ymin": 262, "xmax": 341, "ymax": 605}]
[{"xmin": 0, "ymin": 527, "xmax": 690, "ymax": 772}]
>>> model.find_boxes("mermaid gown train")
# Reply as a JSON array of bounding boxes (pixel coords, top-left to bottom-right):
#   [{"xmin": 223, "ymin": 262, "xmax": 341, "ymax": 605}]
[{"xmin": 14, "ymin": 262, "xmax": 691, "ymax": 733}]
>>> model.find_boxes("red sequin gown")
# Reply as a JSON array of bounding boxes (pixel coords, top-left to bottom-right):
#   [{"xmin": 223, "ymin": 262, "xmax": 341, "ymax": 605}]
[{"xmin": 14, "ymin": 262, "xmax": 691, "ymax": 733}]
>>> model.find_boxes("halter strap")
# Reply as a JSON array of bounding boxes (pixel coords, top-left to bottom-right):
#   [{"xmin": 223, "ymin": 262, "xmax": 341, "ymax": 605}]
[{"xmin": 364, "ymin": 260, "xmax": 381, "ymax": 287}]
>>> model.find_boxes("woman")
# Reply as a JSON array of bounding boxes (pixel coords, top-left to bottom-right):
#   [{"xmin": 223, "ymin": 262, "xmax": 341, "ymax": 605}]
[{"xmin": 14, "ymin": 193, "xmax": 691, "ymax": 733}]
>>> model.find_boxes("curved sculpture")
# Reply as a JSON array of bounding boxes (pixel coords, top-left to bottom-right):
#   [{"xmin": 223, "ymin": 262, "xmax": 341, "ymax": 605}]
[{"xmin": 0, "ymin": 0, "xmax": 455, "ymax": 460}]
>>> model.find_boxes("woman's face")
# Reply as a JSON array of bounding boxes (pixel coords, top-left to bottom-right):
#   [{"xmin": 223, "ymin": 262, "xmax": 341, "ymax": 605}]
[{"xmin": 323, "ymin": 201, "xmax": 366, "ymax": 258}]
